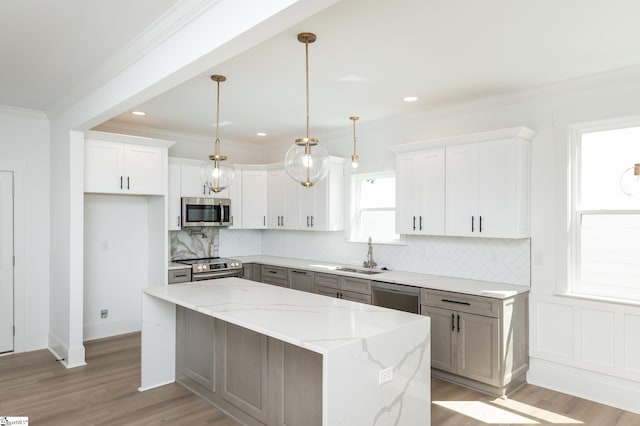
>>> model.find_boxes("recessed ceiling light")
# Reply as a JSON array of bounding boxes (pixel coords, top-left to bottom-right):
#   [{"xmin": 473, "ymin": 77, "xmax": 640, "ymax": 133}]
[
  {"xmin": 403, "ymin": 96, "xmax": 418, "ymax": 102},
  {"xmin": 256, "ymin": 132, "xmax": 267, "ymax": 137},
  {"xmin": 132, "ymin": 111, "xmax": 146, "ymax": 116}
]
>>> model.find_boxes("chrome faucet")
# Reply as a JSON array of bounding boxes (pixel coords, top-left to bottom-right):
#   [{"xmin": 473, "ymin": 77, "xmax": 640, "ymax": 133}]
[{"xmin": 363, "ymin": 237, "xmax": 377, "ymax": 269}]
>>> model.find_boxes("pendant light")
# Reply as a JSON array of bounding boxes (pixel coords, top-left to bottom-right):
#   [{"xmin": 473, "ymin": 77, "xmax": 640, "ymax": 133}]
[
  {"xmin": 285, "ymin": 32, "xmax": 330, "ymax": 188},
  {"xmin": 201, "ymin": 74, "xmax": 235, "ymax": 193},
  {"xmin": 350, "ymin": 116, "xmax": 360, "ymax": 169}
]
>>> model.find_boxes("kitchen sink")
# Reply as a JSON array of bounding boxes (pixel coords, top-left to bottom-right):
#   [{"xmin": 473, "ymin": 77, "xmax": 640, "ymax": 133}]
[{"xmin": 335, "ymin": 266, "xmax": 384, "ymax": 275}]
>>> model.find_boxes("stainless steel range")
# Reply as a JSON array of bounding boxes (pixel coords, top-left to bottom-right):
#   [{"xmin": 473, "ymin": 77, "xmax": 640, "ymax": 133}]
[{"xmin": 174, "ymin": 257, "xmax": 243, "ymax": 281}]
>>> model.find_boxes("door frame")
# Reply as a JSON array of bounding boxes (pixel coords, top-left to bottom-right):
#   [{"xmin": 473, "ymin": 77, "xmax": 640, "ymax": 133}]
[{"xmin": 0, "ymin": 160, "xmax": 25, "ymax": 354}]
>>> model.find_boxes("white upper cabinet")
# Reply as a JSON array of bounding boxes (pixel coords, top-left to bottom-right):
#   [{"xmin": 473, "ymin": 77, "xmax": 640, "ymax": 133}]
[
  {"xmin": 181, "ymin": 163, "xmax": 210, "ymax": 197},
  {"xmin": 242, "ymin": 168, "xmax": 268, "ymax": 229},
  {"xmin": 446, "ymin": 139, "xmax": 531, "ymax": 238},
  {"xmin": 84, "ymin": 132, "xmax": 172, "ymax": 195},
  {"xmin": 393, "ymin": 127, "xmax": 535, "ymax": 239},
  {"xmin": 265, "ymin": 158, "xmax": 345, "ymax": 232},
  {"xmin": 168, "ymin": 162, "xmax": 182, "ymax": 231},
  {"xmin": 267, "ymin": 167, "xmax": 300, "ymax": 230},
  {"xmin": 395, "ymin": 147, "xmax": 445, "ymax": 235}
]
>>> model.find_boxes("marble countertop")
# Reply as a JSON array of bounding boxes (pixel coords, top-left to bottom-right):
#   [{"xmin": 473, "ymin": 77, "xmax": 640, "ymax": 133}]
[
  {"xmin": 144, "ymin": 277, "xmax": 428, "ymax": 355},
  {"xmin": 235, "ymin": 255, "xmax": 528, "ymax": 299}
]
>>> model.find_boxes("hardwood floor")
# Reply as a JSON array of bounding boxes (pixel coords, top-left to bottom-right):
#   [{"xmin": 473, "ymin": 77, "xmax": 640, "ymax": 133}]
[{"xmin": 1, "ymin": 333, "xmax": 638, "ymax": 425}]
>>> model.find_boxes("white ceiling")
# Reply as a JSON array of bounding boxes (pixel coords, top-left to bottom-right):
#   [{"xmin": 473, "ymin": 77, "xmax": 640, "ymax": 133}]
[{"xmin": 3, "ymin": 0, "xmax": 640, "ymax": 145}]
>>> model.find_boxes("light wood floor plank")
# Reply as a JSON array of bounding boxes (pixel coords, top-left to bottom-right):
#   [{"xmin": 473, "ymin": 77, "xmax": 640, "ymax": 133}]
[{"xmin": 1, "ymin": 332, "xmax": 638, "ymax": 425}]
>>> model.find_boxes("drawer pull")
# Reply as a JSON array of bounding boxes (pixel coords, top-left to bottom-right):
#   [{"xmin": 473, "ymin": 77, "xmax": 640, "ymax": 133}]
[
  {"xmin": 174, "ymin": 274, "xmax": 188, "ymax": 278},
  {"xmin": 441, "ymin": 299, "xmax": 471, "ymax": 306},
  {"xmin": 268, "ymin": 270, "xmax": 278, "ymax": 274},
  {"xmin": 291, "ymin": 270, "xmax": 306, "ymax": 275}
]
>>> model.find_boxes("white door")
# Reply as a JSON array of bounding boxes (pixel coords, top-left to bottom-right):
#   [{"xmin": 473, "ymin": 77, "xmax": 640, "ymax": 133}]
[
  {"xmin": 241, "ymin": 170, "xmax": 267, "ymax": 229},
  {"xmin": 123, "ymin": 144, "xmax": 163, "ymax": 195},
  {"xmin": 445, "ymin": 144, "xmax": 479, "ymax": 237},
  {"xmin": 0, "ymin": 171, "xmax": 14, "ymax": 353}
]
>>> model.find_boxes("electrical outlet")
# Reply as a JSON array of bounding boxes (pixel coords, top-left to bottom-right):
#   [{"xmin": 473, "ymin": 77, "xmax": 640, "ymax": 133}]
[
  {"xmin": 378, "ymin": 367, "xmax": 393, "ymax": 385},
  {"xmin": 100, "ymin": 309, "xmax": 108, "ymax": 319}
]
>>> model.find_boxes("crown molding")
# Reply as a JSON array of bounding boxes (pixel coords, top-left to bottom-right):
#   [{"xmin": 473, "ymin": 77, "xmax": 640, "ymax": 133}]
[
  {"xmin": 93, "ymin": 121, "xmax": 262, "ymax": 150},
  {"xmin": 0, "ymin": 104, "xmax": 47, "ymax": 119},
  {"xmin": 46, "ymin": 0, "xmax": 222, "ymax": 118}
]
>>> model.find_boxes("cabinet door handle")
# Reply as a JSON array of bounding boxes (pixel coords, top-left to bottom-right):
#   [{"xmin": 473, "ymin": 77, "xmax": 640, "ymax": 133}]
[
  {"xmin": 441, "ymin": 298, "xmax": 471, "ymax": 306},
  {"xmin": 120, "ymin": 176, "xmax": 123, "ymax": 189},
  {"xmin": 127, "ymin": 176, "xmax": 130, "ymax": 190},
  {"xmin": 282, "ymin": 216, "xmax": 285, "ymax": 227},
  {"xmin": 263, "ymin": 216, "xmax": 266, "ymax": 226},
  {"xmin": 310, "ymin": 216, "xmax": 314, "ymax": 227},
  {"xmin": 479, "ymin": 216, "xmax": 483, "ymax": 233},
  {"xmin": 177, "ymin": 216, "xmax": 181, "ymax": 227},
  {"xmin": 307, "ymin": 216, "xmax": 310, "ymax": 227},
  {"xmin": 457, "ymin": 314, "xmax": 461, "ymax": 332},
  {"xmin": 419, "ymin": 215, "xmax": 423, "ymax": 231},
  {"xmin": 413, "ymin": 216, "xmax": 416, "ymax": 231},
  {"xmin": 203, "ymin": 185, "xmax": 206, "ymax": 195},
  {"xmin": 471, "ymin": 216, "xmax": 475, "ymax": 232},
  {"xmin": 451, "ymin": 313, "xmax": 455, "ymax": 331}
]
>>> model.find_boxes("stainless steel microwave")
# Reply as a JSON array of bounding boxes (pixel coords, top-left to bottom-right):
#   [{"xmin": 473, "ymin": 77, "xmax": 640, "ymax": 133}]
[{"xmin": 181, "ymin": 197, "xmax": 231, "ymax": 227}]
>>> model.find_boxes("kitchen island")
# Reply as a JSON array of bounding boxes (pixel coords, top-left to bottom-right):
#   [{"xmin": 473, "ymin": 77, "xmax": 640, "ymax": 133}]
[{"xmin": 141, "ymin": 278, "xmax": 431, "ymax": 425}]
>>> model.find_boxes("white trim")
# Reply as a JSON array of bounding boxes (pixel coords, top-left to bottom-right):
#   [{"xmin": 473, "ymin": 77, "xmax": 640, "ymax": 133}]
[
  {"xmin": 528, "ymin": 357, "xmax": 640, "ymax": 415},
  {"xmin": 85, "ymin": 129, "xmax": 175, "ymax": 149},
  {"xmin": 0, "ymin": 161, "xmax": 25, "ymax": 354},
  {"xmin": 0, "ymin": 105, "xmax": 47, "ymax": 119}
]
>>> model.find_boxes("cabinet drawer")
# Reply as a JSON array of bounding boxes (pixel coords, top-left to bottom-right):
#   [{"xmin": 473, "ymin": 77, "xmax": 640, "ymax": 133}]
[
  {"xmin": 421, "ymin": 289, "xmax": 499, "ymax": 318},
  {"xmin": 341, "ymin": 277, "xmax": 371, "ymax": 295},
  {"xmin": 315, "ymin": 272, "xmax": 340, "ymax": 289},
  {"xmin": 315, "ymin": 284, "xmax": 339, "ymax": 298},
  {"xmin": 261, "ymin": 265, "xmax": 287, "ymax": 280},
  {"xmin": 169, "ymin": 268, "xmax": 192, "ymax": 284},
  {"xmin": 341, "ymin": 290, "xmax": 371, "ymax": 304}
]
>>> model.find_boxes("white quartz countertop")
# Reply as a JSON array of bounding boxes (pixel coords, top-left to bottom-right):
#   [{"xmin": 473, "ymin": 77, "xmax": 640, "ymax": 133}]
[
  {"xmin": 235, "ymin": 255, "xmax": 528, "ymax": 299},
  {"xmin": 144, "ymin": 277, "xmax": 427, "ymax": 355}
]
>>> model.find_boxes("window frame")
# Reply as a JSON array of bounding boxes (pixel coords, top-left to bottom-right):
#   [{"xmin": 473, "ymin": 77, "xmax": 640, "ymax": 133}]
[
  {"xmin": 348, "ymin": 171, "xmax": 406, "ymax": 245},
  {"xmin": 568, "ymin": 117, "xmax": 640, "ymax": 304}
]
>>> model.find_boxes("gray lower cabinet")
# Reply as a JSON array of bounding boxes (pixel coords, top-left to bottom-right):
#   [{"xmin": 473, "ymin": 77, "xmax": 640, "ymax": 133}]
[
  {"xmin": 176, "ymin": 306, "xmax": 322, "ymax": 425},
  {"xmin": 314, "ymin": 272, "xmax": 372, "ymax": 304},
  {"xmin": 288, "ymin": 269, "xmax": 314, "ymax": 292},
  {"xmin": 421, "ymin": 288, "xmax": 528, "ymax": 396},
  {"xmin": 261, "ymin": 265, "xmax": 288, "ymax": 287},
  {"xmin": 243, "ymin": 263, "xmax": 261, "ymax": 282}
]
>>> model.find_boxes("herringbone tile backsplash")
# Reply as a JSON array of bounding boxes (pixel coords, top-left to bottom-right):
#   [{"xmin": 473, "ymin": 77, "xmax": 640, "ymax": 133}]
[{"xmin": 218, "ymin": 229, "xmax": 530, "ymax": 286}]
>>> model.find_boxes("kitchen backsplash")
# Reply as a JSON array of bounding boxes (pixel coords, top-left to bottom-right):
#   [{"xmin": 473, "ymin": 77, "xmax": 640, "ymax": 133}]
[
  {"xmin": 219, "ymin": 229, "xmax": 530, "ymax": 286},
  {"xmin": 169, "ymin": 228, "xmax": 219, "ymax": 260}
]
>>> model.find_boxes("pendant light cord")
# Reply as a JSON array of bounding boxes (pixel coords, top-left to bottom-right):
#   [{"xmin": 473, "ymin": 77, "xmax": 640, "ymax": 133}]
[{"xmin": 215, "ymin": 78, "xmax": 221, "ymax": 156}]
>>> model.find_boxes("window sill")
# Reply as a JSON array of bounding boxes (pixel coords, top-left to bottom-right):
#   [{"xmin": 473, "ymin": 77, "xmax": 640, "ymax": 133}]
[{"xmin": 556, "ymin": 292, "xmax": 640, "ymax": 308}]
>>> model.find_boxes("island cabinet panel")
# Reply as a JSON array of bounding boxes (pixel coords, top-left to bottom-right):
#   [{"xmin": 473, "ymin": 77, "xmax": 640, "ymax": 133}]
[
  {"xmin": 176, "ymin": 309, "xmax": 323, "ymax": 426},
  {"xmin": 281, "ymin": 343, "xmax": 323, "ymax": 426},
  {"xmin": 176, "ymin": 307, "xmax": 216, "ymax": 392},
  {"xmin": 219, "ymin": 323, "xmax": 269, "ymax": 424},
  {"xmin": 421, "ymin": 289, "xmax": 528, "ymax": 396}
]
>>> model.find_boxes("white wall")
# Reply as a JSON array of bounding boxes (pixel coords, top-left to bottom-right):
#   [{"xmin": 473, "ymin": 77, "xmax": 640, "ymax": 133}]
[
  {"xmin": 0, "ymin": 106, "xmax": 50, "ymax": 351},
  {"xmin": 83, "ymin": 194, "xmax": 150, "ymax": 340}
]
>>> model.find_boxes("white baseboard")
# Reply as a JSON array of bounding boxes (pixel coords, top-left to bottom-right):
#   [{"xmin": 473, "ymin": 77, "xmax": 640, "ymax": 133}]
[
  {"xmin": 528, "ymin": 357, "xmax": 640, "ymax": 415},
  {"xmin": 48, "ymin": 331, "xmax": 86, "ymax": 368}
]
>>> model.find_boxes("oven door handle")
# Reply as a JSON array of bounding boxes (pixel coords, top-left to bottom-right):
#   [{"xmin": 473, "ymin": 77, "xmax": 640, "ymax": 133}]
[{"xmin": 192, "ymin": 270, "xmax": 241, "ymax": 280}]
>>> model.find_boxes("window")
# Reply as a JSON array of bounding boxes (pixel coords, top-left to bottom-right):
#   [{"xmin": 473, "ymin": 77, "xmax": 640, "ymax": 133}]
[
  {"xmin": 349, "ymin": 173, "xmax": 403, "ymax": 244},
  {"xmin": 571, "ymin": 124, "xmax": 640, "ymax": 302}
]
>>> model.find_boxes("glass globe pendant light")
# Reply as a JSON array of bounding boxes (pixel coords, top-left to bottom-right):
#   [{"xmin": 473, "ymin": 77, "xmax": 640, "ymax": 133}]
[
  {"xmin": 285, "ymin": 32, "xmax": 330, "ymax": 188},
  {"xmin": 350, "ymin": 116, "xmax": 360, "ymax": 169},
  {"xmin": 201, "ymin": 74, "xmax": 235, "ymax": 193}
]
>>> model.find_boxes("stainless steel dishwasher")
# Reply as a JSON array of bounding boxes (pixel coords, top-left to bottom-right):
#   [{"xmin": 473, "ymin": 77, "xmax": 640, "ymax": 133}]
[{"xmin": 371, "ymin": 282, "xmax": 420, "ymax": 314}]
